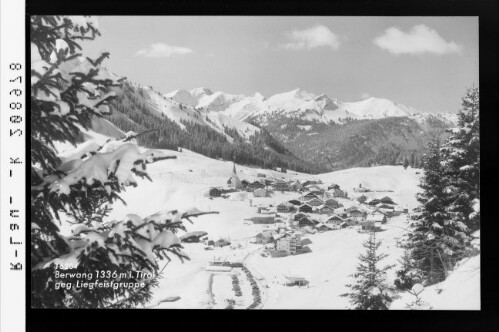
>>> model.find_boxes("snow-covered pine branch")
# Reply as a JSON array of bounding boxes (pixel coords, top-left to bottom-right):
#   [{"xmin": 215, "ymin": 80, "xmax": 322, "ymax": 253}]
[{"xmin": 30, "ymin": 15, "xmax": 213, "ymax": 308}]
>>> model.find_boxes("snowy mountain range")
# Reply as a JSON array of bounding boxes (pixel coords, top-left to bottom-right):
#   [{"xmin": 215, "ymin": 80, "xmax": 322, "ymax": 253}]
[
  {"xmin": 162, "ymin": 86, "xmax": 457, "ymax": 125},
  {"xmin": 86, "ymin": 61, "xmax": 457, "ymax": 173}
]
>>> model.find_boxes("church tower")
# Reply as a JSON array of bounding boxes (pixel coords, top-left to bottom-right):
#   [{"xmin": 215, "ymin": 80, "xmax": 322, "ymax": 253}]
[{"xmin": 229, "ymin": 163, "xmax": 242, "ymax": 190}]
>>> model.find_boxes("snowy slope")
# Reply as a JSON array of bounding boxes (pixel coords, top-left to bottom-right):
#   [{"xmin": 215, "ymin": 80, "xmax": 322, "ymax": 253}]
[
  {"xmin": 391, "ymin": 254, "xmax": 480, "ymax": 310},
  {"xmin": 221, "ymin": 93, "xmax": 265, "ymax": 121},
  {"xmin": 196, "ymin": 91, "xmax": 245, "ymax": 112},
  {"xmin": 340, "ymin": 97, "xmax": 417, "ymax": 119},
  {"xmin": 54, "ymin": 127, "xmax": 478, "ymax": 310},
  {"xmin": 164, "ymin": 89, "xmax": 199, "ymax": 107},
  {"xmin": 126, "ymin": 82, "xmax": 260, "ymax": 140},
  {"xmin": 190, "ymin": 87, "xmax": 213, "ymax": 99},
  {"xmin": 265, "ymin": 88, "xmax": 316, "ymax": 110}
]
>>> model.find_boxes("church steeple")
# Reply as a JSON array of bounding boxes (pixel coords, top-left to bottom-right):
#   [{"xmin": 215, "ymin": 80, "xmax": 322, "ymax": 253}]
[{"xmin": 229, "ymin": 163, "xmax": 242, "ymax": 190}]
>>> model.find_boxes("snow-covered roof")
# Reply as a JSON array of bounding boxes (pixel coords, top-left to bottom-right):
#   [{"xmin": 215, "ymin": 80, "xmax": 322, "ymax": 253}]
[
  {"xmin": 285, "ymin": 274, "xmax": 306, "ymax": 280},
  {"xmin": 317, "ymin": 222, "xmax": 335, "ymax": 229},
  {"xmin": 366, "ymin": 214, "xmax": 385, "ymax": 222}
]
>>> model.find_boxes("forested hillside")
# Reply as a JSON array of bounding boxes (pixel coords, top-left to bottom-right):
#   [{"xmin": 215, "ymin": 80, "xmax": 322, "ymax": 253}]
[
  {"xmin": 260, "ymin": 115, "xmax": 451, "ymax": 171},
  {"xmin": 96, "ymin": 81, "xmax": 327, "ymax": 173}
]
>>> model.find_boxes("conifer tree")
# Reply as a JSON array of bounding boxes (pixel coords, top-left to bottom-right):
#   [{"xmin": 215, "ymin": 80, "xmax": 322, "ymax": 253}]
[
  {"xmin": 30, "ymin": 15, "xmax": 212, "ymax": 308},
  {"xmin": 404, "ymin": 140, "xmax": 470, "ymax": 285},
  {"xmin": 441, "ymin": 87, "xmax": 480, "ymax": 231},
  {"xmin": 341, "ymin": 231, "xmax": 394, "ymax": 310},
  {"xmin": 403, "ymin": 157, "xmax": 409, "ymax": 169},
  {"xmin": 394, "ymin": 250, "xmax": 423, "ymax": 291}
]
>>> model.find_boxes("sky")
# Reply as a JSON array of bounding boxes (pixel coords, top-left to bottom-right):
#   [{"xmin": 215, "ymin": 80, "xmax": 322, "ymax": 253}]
[{"xmin": 81, "ymin": 16, "xmax": 478, "ymax": 113}]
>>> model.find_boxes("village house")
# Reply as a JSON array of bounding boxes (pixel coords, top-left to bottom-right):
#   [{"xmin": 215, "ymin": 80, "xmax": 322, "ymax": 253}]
[
  {"xmin": 301, "ymin": 225, "xmax": 317, "ymax": 234},
  {"xmin": 367, "ymin": 212, "xmax": 387, "ymax": 224},
  {"xmin": 375, "ymin": 208, "xmax": 394, "ymax": 217},
  {"xmin": 393, "ymin": 206, "xmax": 407, "ymax": 216},
  {"xmin": 367, "ymin": 198, "xmax": 381, "ymax": 206},
  {"xmin": 298, "ymin": 217, "xmax": 317, "ymax": 228},
  {"xmin": 274, "ymin": 180, "xmax": 289, "ymax": 192},
  {"xmin": 293, "ymin": 212, "xmax": 307, "ymax": 221},
  {"xmin": 315, "ymin": 205, "xmax": 335, "ymax": 215},
  {"xmin": 330, "ymin": 188, "xmax": 348, "ymax": 198},
  {"xmin": 257, "ymin": 206, "xmax": 274, "ymax": 214},
  {"xmin": 277, "ymin": 202, "xmax": 295, "ymax": 213},
  {"xmin": 324, "ymin": 198, "xmax": 339, "ymax": 208},
  {"xmin": 375, "ymin": 202, "xmax": 394, "ymax": 209},
  {"xmin": 354, "ymin": 183, "xmax": 370, "ymax": 193},
  {"xmin": 254, "ymin": 230, "xmax": 275, "ymax": 244},
  {"xmin": 180, "ymin": 231, "xmax": 208, "ymax": 243},
  {"xmin": 347, "ymin": 207, "xmax": 367, "ymax": 220},
  {"xmin": 257, "ymin": 172, "xmax": 266, "ymax": 178},
  {"xmin": 330, "ymin": 219, "xmax": 348, "ymax": 230},
  {"xmin": 251, "ymin": 215, "xmax": 276, "ymax": 224},
  {"xmin": 305, "ymin": 184, "xmax": 322, "ymax": 192},
  {"xmin": 344, "ymin": 217, "xmax": 359, "ymax": 226},
  {"xmin": 306, "ymin": 197, "xmax": 324, "ymax": 207},
  {"xmin": 275, "ymin": 233, "xmax": 298, "ymax": 255},
  {"xmin": 326, "ymin": 215, "xmax": 344, "ymax": 223},
  {"xmin": 301, "ymin": 180, "xmax": 315, "ymax": 187},
  {"xmin": 275, "ymin": 167, "xmax": 287, "ymax": 173},
  {"xmin": 304, "ymin": 185, "xmax": 324, "ymax": 196},
  {"xmin": 248, "ymin": 180, "xmax": 265, "ymax": 190},
  {"xmin": 360, "ymin": 220, "xmax": 376, "ymax": 231},
  {"xmin": 298, "ymin": 204, "xmax": 313, "ymax": 213},
  {"xmin": 325, "ymin": 215, "xmax": 345, "ymax": 229},
  {"xmin": 264, "ymin": 179, "xmax": 274, "ymax": 186},
  {"xmin": 316, "ymin": 223, "xmax": 334, "ymax": 232},
  {"xmin": 288, "ymin": 199, "xmax": 302, "ymax": 206},
  {"xmin": 379, "ymin": 196, "xmax": 396, "ymax": 205},
  {"xmin": 290, "ymin": 180, "xmax": 303, "ymax": 191},
  {"xmin": 301, "ymin": 192, "xmax": 320, "ymax": 201},
  {"xmin": 309, "ymin": 190, "xmax": 324, "ymax": 197},
  {"xmin": 253, "ymin": 188, "xmax": 272, "ymax": 197},
  {"xmin": 215, "ymin": 239, "xmax": 231, "ymax": 247},
  {"xmin": 208, "ymin": 187, "xmax": 222, "ymax": 197},
  {"xmin": 327, "ymin": 183, "xmax": 340, "ymax": 190},
  {"xmin": 334, "ymin": 208, "xmax": 349, "ymax": 219}
]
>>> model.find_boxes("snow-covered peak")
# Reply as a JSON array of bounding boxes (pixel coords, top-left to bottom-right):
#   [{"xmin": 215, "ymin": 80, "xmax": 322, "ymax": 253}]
[
  {"xmin": 340, "ymin": 97, "xmax": 417, "ymax": 119},
  {"xmin": 409, "ymin": 111, "xmax": 458, "ymax": 126},
  {"xmin": 190, "ymin": 87, "xmax": 213, "ymax": 98},
  {"xmin": 300, "ymin": 94, "xmax": 340, "ymax": 114},
  {"xmin": 265, "ymin": 88, "xmax": 316, "ymax": 111},
  {"xmin": 164, "ymin": 89, "xmax": 198, "ymax": 107},
  {"xmin": 222, "ymin": 92, "xmax": 266, "ymax": 121},
  {"xmin": 253, "ymin": 92, "xmax": 265, "ymax": 101},
  {"xmin": 196, "ymin": 91, "xmax": 245, "ymax": 112}
]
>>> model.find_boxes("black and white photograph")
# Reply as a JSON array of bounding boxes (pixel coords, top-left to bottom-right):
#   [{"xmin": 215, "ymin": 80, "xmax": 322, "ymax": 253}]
[{"xmin": 29, "ymin": 14, "xmax": 481, "ymax": 311}]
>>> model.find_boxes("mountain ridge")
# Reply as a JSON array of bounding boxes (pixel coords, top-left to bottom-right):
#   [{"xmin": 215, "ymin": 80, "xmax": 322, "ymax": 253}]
[{"xmin": 162, "ymin": 86, "xmax": 457, "ymax": 126}]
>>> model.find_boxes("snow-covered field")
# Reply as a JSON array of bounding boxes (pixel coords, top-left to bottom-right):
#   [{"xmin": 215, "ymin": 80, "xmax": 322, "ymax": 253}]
[{"xmin": 53, "ymin": 131, "xmax": 480, "ymax": 310}]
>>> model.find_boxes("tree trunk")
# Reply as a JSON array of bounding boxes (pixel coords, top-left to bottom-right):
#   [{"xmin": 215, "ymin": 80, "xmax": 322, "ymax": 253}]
[{"xmin": 429, "ymin": 251, "xmax": 435, "ymax": 284}]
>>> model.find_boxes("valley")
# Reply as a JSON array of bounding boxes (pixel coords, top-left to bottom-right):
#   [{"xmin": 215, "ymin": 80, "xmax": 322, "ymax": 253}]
[{"xmin": 53, "ymin": 127, "xmax": 478, "ymax": 310}]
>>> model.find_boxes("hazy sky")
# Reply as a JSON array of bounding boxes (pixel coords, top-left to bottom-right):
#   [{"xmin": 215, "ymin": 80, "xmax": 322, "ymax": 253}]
[{"xmin": 82, "ymin": 16, "xmax": 478, "ymax": 113}]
